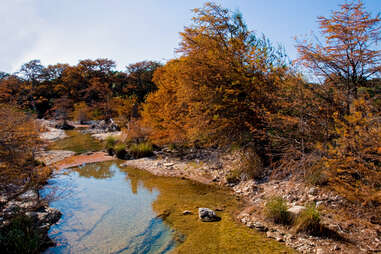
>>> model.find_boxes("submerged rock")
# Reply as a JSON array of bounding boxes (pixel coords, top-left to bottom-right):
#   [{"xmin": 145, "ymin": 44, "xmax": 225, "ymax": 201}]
[
  {"xmin": 198, "ymin": 208, "xmax": 221, "ymax": 222},
  {"xmin": 182, "ymin": 210, "xmax": 192, "ymax": 215}
]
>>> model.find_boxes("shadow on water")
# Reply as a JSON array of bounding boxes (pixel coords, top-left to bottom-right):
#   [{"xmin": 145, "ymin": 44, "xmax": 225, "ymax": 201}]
[{"xmin": 42, "ymin": 161, "xmax": 295, "ymax": 254}]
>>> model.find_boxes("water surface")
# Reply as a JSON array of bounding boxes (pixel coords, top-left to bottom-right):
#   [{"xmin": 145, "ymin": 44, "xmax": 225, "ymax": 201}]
[
  {"xmin": 43, "ymin": 130, "xmax": 294, "ymax": 253},
  {"xmin": 43, "ymin": 161, "xmax": 295, "ymax": 254},
  {"xmin": 43, "ymin": 162, "xmax": 175, "ymax": 254}
]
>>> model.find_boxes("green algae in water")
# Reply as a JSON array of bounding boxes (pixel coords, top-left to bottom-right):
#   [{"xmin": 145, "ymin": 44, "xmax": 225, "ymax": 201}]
[
  {"xmin": 43, "ymin": 160, "xmax": 295, "ymax": 253},
  {"xmin": 48, "ymin": 130, "xmax": 103, "ymax": 154},
  {"xmin": 121, "ymin": 166, "xmax": 296, "ymax": 254}
]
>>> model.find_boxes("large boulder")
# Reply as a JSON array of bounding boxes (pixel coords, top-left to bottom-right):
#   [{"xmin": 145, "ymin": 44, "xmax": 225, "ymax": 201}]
[{"xmin": 198, "ymin": 208, "xmax": 221, "ymax": 222}]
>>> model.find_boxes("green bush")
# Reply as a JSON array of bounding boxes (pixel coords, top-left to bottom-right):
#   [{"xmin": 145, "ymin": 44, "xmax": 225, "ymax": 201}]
[
  {"xmin": 105, "ymin": 136, "xmax": 117, "ymax": 155},
  {"xmin": 294, "ymin": 204, "xmax": 321, "ymax": 234},
  {"xmin": 129, "ymin": 142, "xmax": 153, "ymax": 158},
  {"xmin": 264, "ymin": 196, "xmax": 291, "ymax": 224},
  {"xmin": 114, "ymin": 143, "xmax": 127, "ymax": 159},
  {"xmin": 105, "ymin": 136, "xmax": 117, "ymax": 149},
  {"xmin": 0, "ymin": 215, "xmax": 41, "ymax": 254}
]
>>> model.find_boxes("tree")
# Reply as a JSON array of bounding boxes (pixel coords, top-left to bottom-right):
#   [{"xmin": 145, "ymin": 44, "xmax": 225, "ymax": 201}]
[
  {"xmin": 296, "ymin": 0, "xmax": 380, "ymax": 110},
  {"xmin": 19, "ymin": 60, "xmax": 45, "ymax": 112},
  {"xmin": 126, "ymin": 61, "xmax": 161, "ymax": 102},
  {"xmin": 0, "ymin": 104, "xmax": 40, "ymax": 183},
  {"xmin": 143, "ymin": 2, "xmax": 287, "ymax": 146}
]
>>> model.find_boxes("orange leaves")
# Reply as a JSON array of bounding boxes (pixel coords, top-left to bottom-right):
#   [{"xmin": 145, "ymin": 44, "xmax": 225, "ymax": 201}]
[
  {"xmin": 141, "ymin": 2, "xmax": 289, "ymax": 147},
  {"xmin": 296, "ymin": 0, "xmax": 380, "ymax": 103},
  {"xmin": 0, "ymin": 104, "xmax": 40, "ymax": 183}
]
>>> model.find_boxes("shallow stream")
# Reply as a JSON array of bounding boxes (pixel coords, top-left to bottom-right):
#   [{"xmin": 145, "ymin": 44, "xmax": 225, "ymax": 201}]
[{"xmin": 42, "ymin": 131, "xmax": 294, "ymax": 253}]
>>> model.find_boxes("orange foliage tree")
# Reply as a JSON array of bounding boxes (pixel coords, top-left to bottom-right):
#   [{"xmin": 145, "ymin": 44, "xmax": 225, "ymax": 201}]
[
  {"xmin": 0, "ymin": 104, "xmax": 41, "ymax": 184},
  {"xmin": 143, "ymin": 2, "xmax": 288, "ymax": 147},
  {"xmin": 296, "ymin": 0, "xmax": 380, "ymax": 112}
]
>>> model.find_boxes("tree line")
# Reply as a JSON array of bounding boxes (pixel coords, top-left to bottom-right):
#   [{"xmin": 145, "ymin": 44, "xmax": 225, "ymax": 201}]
[{"xmin": 0, "ymin": 59, "xmax": 161, "ymax": 120}]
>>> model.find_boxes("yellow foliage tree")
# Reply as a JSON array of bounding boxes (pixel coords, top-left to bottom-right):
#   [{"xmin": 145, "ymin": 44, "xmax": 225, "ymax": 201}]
[{"xmin": 320, "ymin": 98, "xmax": 381, "ymax": 205}]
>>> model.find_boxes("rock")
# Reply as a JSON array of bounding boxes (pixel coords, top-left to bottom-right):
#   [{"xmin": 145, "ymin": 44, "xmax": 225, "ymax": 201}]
[
  {"xmin": 0, "ymin": 195, "xmax": 8, "ymax": 203},
  {"xmin": 25, "ymin": 211, "xmax": 37, "ymax": 218},
  {"xmin": 18, "ymin": 190, "xmax": 38, "ymax": 201},
  {"xmin": 251, "ymin": 222, "xmax": 268, "ymax": 232},
  {"xmin": 308, "ymin": 187, "xmax": 318, "ymax": 195},
  {"xmin": 19, "ymin": 201, "xmax": 38, "ymax": 209},
  {"xmin": 182, "ymin": 210, "xmax": 192, "ymax": 215},
  {"xmin": 266, "ymin": 231, "xmax": 284, "ymax": 242},
  {"xmin": 4, "ymin": 201, "xmax": 21, "ymax": 215},
  {"xmin": 55, "ymin": 120, "xmax": 74, "ymax": 130},
  {"xmin": 287, "ymin": 205, "xmax": 306, "ymax": 217},
  {"xmin": 37, "ymin": 207, "xmax": 62, "ymax": 225},
  {"xmin": 198, "ymin": 208, "xmax": 221, "ymax": 222}
]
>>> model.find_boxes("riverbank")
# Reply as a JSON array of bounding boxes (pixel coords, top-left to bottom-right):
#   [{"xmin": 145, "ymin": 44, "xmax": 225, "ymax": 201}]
[
  {"xmin": 0, "ymin": 120, "xmax": 69, "ymax": 252},
  {"xmin": 3, "ymin": 120, "xmax": 377, "ymax": 253},
  {"xmin": 120, "ymin": 150, "xmax": 381, "ymax": 254},
  {"xmin": 33, "ymin": 122, "xmax": 296, "ymax": 253}
]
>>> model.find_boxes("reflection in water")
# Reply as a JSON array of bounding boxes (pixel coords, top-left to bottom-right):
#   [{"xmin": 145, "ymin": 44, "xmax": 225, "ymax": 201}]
[
  {"xmin": 43, "ymin": 162, "xmax": 176, "ymax": 254},
  {"xmin": 43, "ymin": 161, "xmax": 295, "ymax": 254},
  {"xmin": 74, "ymin": 163, "xmax": 116, "ymax": 179}
]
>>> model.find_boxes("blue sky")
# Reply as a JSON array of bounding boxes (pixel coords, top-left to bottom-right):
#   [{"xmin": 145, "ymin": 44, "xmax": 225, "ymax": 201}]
[{"xmin": 1, "ymin": 0, "xmax": 380, "ymax": 73}]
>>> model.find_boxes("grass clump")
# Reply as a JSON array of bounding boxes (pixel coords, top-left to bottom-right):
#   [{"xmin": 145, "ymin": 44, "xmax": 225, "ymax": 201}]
[
  {"xmin": 264, "ymin": 196, "xmax": 291, "ymax": 225},
  {"xmin": 0, "ymin": 215, "xmax": 41, "ymax": 254},
  {"xmin": 294, "ymin": 204, "xmax": 321, "ymax": 234},
  {"xmin": 129, "ymin": 142, "xmax": 153, "ymax": 158}
]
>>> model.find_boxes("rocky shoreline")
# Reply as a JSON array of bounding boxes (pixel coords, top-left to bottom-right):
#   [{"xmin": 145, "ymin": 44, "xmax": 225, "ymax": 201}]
[{"xmin": 121, "ymin": 150, "xmax": 381, "ymax": 254}]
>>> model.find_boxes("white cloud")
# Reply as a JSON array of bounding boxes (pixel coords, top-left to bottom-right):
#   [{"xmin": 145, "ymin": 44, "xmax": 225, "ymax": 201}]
[{"xmin": 0, "ymin": 0, "xmax": 45, "ymax": 72}]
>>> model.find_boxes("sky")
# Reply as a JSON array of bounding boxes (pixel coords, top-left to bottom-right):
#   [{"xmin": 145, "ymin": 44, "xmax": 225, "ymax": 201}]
[{"xmin": 1, "ymin": 0, "xmax": 380, "ymax": 73}]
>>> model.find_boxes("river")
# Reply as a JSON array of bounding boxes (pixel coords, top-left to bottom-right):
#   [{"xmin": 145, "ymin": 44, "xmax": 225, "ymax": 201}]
[{"xmin": 42, "ymin": 130, "xmax": 294, "ymax": 254}]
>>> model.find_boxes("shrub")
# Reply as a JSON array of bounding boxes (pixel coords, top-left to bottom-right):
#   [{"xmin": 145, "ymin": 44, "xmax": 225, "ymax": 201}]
[
  {"xmin": 105, "ymin": 136, "xmax": 117, "ymax": 155},
  {"xmin": 129, "ymin": 142, "xmax": 153, "ymax": 158},
  {"xmin": 294, "ymin": 204, "xmax": 321, "ymax": 234},
  {"xmin": 0, "ymin": 215, "xmax": 41, "ymax": 254},
  {"xmin": 306, "ymin": 166, "xmax": 329, "ymax": 186},
  {"xmin": 264, "ymin": 196, "xmax": 291, "ymax": 224},
  {"xmin": 238, "ymin": 147, "xmax": 263, "ymax": 180},
  {"xmin": 114, "ymin": 143, "xmax": 127, "ymax": 159}
]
